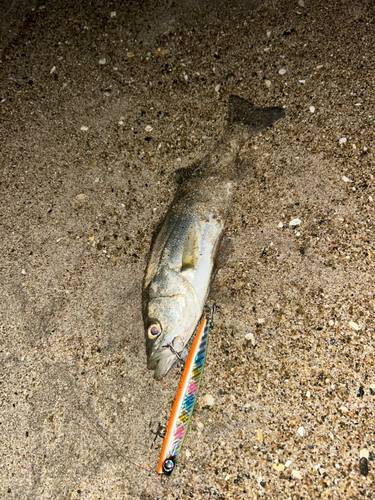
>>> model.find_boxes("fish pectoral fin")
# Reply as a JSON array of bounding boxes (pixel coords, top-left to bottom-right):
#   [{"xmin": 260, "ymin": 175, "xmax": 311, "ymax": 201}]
[{"xmin": 181, "ymin": 225, "xmax": 200, "ymax": 272}]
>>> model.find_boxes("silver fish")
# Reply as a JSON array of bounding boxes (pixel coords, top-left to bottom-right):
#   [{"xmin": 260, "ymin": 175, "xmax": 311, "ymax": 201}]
[{"xmin": 143, "ymin": 95, "xmax": 284, "ymax": 380}]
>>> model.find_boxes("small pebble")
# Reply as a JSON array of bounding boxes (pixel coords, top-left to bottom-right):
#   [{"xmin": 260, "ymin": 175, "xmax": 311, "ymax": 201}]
[
  {"xmin": 21, "ymin": 269, "xmax": 26, "ymax": 275},
  {"xmin": 329, "ymin": 320, "xmax": 334, "ymax": 326},
  {"xmin": 357, "ymin": 386, "xmax": 364, "ymax": 398},
  {"xmin": 76, "ymin": 194, "xmax": 86, "ymax": 200},
  {"xmin": 359, "ymin": 457, "xmax": 369, "ymax": 476},
  {"xmin": 297, "ymin": 426, "xmax": 305, "ymax": 437},
  {"xmin": 215, "ymin": 84, "xmax": 221, "ymax": 92},
  {"xmin": 349, "ymin": 321, "xmax": 360, "ymax": 331},
  {"xmin": 265, "ymin": 80, "xmax": 272, "ymax": 88},
  {"xmin": 267, "ymin": 30, "xmax": 272, "ymax": 37},
  {"xmin": 285, "ymin": 460, "xmax": 293, "ymax": 468},
  {"xmin": 299, "ymin": 80, "xmax": 306, "ymax": 84},
  {"xmin": 339, "ymin": 405, "xmax": 349, "ymax": 413},
  {"xmin": 50, "ymin": 66, "xmax": 56, "ymax": 74},
  {"xmin": 245, "ymin": 332, "xmax": 255, "ymax": 345},
  {"xmin": 306, "ymin": 390, "xmax": 311, "ymax": 398},
  {"xmin": 110, "ymin": 11, "xmax": 116, "ymax": 17},
  {"xmin": 201, "ymin": 394, "xmax": 215, "ymax": 407},
  {"xmin": 292, "ymin": 470, "xmax": 303, "ymax": 479},
  {"xmin": 309, "ymin": 106, "xmax": 315, "ymax": 113},
  {"xmin": 273, "ymin": 463, "xmax": 285, "ymax": 472},
  {"xmin": 298, "ymin": 0, "xmax": 305, "ymax": 6},
  {"xmin": 256, "ymin": 429, "xmax": 263, "ymax": 442},
  {"xmin": 278, "ymin": 221, "xmax": 283, "ymax": 228},
  {"xmin": 80, "ymin": 125, "xmax": 89, "ymax": 131},
  {"xmin": 185, "ymin": 449, "xmax": 191, "ymax": 458},
  {"xmin": 279, "ymin": 68, "xmax": 287, "ymax": 75},
  {"xmin": 126, "ymin": 52, "xmax": 135, "ymax": 58},
  {"xmin": 145, "ymin": 125, "xmax": 153, "ymax": 132},
  {"xmin": 257, "ymin": 318, "xmax": 265, "ymax": 324},
  {"xmin": 330, "ymin": 338, "xmax": 335, "ymax": 345},
  {"xmin": 289, "ymin": 218, "xmax": 301, "ymax": 226},
  {"xmin": 155, "ymin": 48, "xmax": 169, "ymax": 57},
  {"xmin": 342, "ymin": 175, "xmax": 352, "ymax": 183},
  {"xmin": 339, "ymin": 137, "xmax": 347, "ymax": 145},
  {"xmin": 99, "ymin": 58, "xmax": 106, "ymax": 65},
  {"xmin": 360, "ymin": 449, "xmax": 369, "ymax": 460},
  {"xmin": 369, "ymin": 195, "xmax": 373, "ymax": 202}
]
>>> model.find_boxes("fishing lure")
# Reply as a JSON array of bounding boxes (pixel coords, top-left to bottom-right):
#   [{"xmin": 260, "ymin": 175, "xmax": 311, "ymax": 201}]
[{"xmin": 156, "ymin": 307, "xmax": 213, "ymax": 476}]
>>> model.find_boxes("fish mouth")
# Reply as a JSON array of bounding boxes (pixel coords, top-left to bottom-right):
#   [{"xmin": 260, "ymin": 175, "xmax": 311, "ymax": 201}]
[{"xmin": 147, "ymin": 347, "xmax": 177, "ymax": 380}]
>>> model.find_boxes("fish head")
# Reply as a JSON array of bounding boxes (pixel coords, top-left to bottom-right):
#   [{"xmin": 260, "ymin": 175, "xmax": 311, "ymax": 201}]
[{"xmin": 143, "ymin": 266, "xmax": 200, "ymax": 380}]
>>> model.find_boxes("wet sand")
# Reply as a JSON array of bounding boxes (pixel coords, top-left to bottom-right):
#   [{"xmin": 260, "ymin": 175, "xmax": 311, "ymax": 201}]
[{"xmin": 1, "ymin": 0, "xmax": 374, "ymax": 498}]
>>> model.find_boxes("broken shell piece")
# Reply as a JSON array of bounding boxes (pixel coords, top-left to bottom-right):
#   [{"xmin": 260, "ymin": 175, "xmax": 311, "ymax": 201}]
[
  {"xmin": 201, "ymin": 394, "xmax": 215, "ymax": 407},
  {"xmin": 289, "ymin": 218, "xmax": 301, "ymax": 226}
]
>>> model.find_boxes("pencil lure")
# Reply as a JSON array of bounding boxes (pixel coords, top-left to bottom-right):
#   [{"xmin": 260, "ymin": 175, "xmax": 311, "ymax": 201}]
[{"xmin": 157, "ymin": 309, "xmax": 213, "ymax": 475}]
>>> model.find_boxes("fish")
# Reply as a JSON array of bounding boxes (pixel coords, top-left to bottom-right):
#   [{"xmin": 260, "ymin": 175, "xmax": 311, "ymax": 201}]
[
  {"xmin": 157, "ymin": 309, "xmax": 212, "ymax": 475},
  {"xmin": 142, "ymin": 95, "xmax": 285, "ymax": 380}
]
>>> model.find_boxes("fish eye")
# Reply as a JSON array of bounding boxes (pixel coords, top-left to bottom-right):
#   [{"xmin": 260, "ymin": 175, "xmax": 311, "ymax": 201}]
[{"xmin": 147, "ymin": 320, "xmax": 162, "ymax": 339}]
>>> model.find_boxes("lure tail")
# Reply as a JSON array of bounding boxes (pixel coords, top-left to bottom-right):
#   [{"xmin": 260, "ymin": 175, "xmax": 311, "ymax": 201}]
[{"xmin": 157, "ymin": 309, "xmax": 212, "ymax": 475}]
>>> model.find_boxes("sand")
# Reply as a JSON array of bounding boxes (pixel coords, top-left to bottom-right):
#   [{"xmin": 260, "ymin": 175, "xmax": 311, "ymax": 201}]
[{"xmin": 1, "ymin": 0, "xmax": 374, "ymax": 498}]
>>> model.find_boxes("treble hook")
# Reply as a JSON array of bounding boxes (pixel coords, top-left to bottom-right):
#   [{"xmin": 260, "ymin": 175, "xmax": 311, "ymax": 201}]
[
  {"xmin": 163, "ymin": 304, "xmax": 218, "ymax": 363},
  {"xmin": 162, "ymin": 338, "xmax": 185, "ymax": 364},
  {"xmin": 149, "ymin": 421, "xmax": 166, "ymax": 448},
  {"xmin": 204, "ymin": 303, "xmax": 217, "ymax": 327}
]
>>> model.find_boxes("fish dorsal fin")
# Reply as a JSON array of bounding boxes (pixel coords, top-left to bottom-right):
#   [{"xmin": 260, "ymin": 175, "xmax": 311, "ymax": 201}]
[{"xmin": 181, "ymin": 224, "xmax": 200, "ymax": 272}]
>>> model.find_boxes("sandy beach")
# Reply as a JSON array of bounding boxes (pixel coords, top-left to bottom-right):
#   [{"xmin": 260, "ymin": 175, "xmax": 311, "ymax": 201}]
[{"xmin": 1, "ymin": 0, "xmax": 374, "ymax": 498}]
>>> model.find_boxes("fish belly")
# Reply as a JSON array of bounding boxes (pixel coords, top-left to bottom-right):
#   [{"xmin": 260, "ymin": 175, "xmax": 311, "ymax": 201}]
[{"xmin": 180, "ymin": 214, "xmax": 223, "ymax": 311}]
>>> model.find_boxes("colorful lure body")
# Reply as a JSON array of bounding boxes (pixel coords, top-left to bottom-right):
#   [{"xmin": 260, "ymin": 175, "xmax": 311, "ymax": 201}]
[{"xmin": 157, "ymin": 312, "xmax": 211, "ymax": 475}]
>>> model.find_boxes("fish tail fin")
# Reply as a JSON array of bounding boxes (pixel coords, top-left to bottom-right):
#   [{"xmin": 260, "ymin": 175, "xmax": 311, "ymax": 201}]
[{"xmin": 227, "ymin": 95, "xmax": 285, "ymax": 131}]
